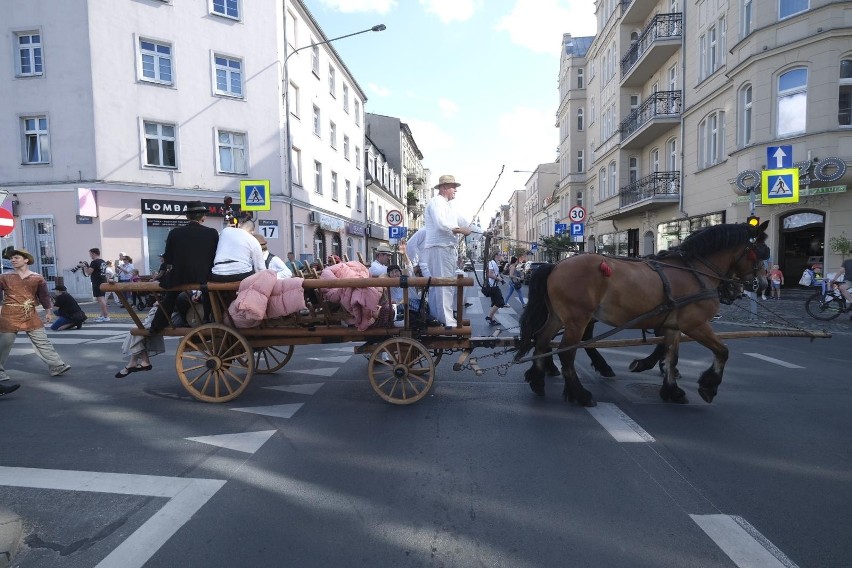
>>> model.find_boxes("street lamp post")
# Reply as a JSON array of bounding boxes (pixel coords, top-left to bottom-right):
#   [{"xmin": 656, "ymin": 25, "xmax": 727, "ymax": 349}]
[{"xmin": 282, "ymin": 23, "xmax": 386, "ymax": 258}]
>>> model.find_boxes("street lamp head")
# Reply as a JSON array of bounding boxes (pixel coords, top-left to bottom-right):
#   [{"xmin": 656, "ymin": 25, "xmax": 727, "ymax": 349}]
[{"xmin": 371, "ymin": 24, "xmax": 387, "ymax": 32}]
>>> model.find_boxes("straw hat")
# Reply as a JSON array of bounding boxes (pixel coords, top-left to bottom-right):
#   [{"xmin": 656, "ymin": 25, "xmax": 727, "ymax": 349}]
[
  {"xmin": 433, "ymin": 174, "xmax": 461, "ymax": 189},
  {"xmin": 5, "ymin": 248, "xmax": 35, "ymax": 265},
  {"xmin": 375, "ymin": 244, "xmax": 393, "ymax": 254}
]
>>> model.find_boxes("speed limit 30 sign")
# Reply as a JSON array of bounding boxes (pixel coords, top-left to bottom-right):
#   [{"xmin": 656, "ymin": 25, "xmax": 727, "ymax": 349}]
[
  {"xmin": 386, "ymin": 209, "xmax": 403, "ymax": 226},
  {"xmin": 568, "ymin": 205, "xmax": 586, "ymax": 223}
]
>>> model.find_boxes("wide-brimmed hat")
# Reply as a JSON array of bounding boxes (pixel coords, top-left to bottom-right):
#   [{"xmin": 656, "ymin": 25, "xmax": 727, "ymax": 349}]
[
  {"xmin": 185, "ymin": 200, "xmax": 209, "ymax": 215},
  {"xmin": 375, "ymin": 244, "xmax": 392, "ymax": 254},
  {"xmin": 4, "ymin": 248, "xmax": 35, "ymax": 265},
  {"xmin": 433, "ymin": 174, "xmax": 461, "ymax": 189},
  {"xmin": 54, "ymin": 284, "xmax": 67, "ymax": 292}
]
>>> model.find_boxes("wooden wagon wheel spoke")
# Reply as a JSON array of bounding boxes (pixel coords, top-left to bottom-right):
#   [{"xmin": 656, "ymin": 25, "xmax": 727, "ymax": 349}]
[
  {"xmin": 176, "ymin": 323, "xmax": 253, "ymax": 403},
  {"xmin": 247, "ymin": 345, "xmax": 295, "ymax": 375},
  {"xmin": 368, "ymin": 338, "xmax": 435, "ymax": 405}
]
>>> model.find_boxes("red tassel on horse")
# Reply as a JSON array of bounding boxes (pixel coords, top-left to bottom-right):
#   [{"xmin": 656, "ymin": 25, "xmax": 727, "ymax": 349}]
[{"xmin": 599, "ymin": 261, "xmax": 612, "ymax": 277}]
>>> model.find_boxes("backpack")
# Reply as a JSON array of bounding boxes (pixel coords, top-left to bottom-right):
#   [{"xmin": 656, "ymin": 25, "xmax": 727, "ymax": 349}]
[{"xmin": 265, "ymin": 252, "xmax": 276, "ymax": 269}]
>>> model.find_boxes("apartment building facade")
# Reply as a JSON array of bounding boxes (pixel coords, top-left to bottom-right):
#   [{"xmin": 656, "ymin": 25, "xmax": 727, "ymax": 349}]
[
  {"xmin": 2, "ymin": 0, "xmax": 369, "ymax": 293},
  {"xmin": 568, "ymin": 0, "xmax": 851, "ymax": 282}
]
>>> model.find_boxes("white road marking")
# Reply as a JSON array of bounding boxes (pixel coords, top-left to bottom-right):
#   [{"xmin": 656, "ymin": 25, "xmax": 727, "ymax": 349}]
[
  {"xmin": 585, "ymin": 402, "xmax": 655, "ymax": 443},
  {"xmin": 690, "ymin": 514, "xmax": 799, "ymax": 568},
  {"xmin": 230, "ymin": 403, "xmax": 304, "ymax": 419},
  {"xmin": 743, "ymin": 353, "xmax": 804, "ymax": 369},
  {"xmin": 287, "ymin": 367, "xmax": 339, "ymax": 377},
  {"xmin": 307, "ymin": 355, "xmax": 351, "ymax": 363},
  {"xmin": 185, "ymin": 430, "xmax": 276, "ymax": 454},
  {"xmin": 264, "ymin": 383, "xmax": 324, "ymax": 395},
  {"xmin": 0, "ymin": 466, "xmax": 225, "ymax": 568},
  {"xmin": 322, "ymin": 347, "xmax": 355, "ymax": 353}
]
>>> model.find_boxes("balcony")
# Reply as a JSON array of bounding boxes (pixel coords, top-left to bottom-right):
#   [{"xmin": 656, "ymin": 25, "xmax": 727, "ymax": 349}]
[
  {"xmin": 620, "ymin": 90, "xmax": 681, "ymax": 149},
  {"xmin": 595, "ymin": 171, "xmax": 680, "ymax": 220},
  {"xmin": 406, "ymin": 170, "xmax": 424, "ymax": 183},
  {"xmin": 621, "ymin": 0, "xmax": 657, "ymax": 25},
  {"xmin": 621, "ymin": 13, "xmax": 682, "ymax": 88}
]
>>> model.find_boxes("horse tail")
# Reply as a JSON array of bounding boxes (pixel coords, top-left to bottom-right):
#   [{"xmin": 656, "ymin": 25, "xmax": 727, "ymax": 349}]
[{"xmin": 515, "ymin": 263, "xmax": 556, "ymax": 360}]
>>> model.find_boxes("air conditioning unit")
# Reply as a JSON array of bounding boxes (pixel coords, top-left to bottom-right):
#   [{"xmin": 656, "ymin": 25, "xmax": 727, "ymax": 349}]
[{"xmin": 309, "ymin": 211, "xmax": 321, "ymax": 224}]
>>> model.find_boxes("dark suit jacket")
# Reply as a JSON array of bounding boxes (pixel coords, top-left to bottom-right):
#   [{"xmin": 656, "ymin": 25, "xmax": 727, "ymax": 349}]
[{"xmin": 161, "ymin": 221, "xmax": 219, "ymax": 287}]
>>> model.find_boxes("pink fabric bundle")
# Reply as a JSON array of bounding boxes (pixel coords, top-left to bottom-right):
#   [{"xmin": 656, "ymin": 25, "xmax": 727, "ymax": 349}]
[
  {"xmin": 266, "ymin": 278, "xmax": 306, "ymax": 319},
  {"xmin": 320, "ymin": 261, "xmax": 383, "ymax": 330}
]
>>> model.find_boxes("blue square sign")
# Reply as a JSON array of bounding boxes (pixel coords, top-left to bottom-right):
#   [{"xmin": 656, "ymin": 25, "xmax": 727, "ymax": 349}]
[
  {"xmin": 570, "ymin": 223, "xmax": 584, "ymax": 236},
  {"xmin": 389, "ymin": 226, "xmax": 407, "ymax": 239},
  {"xmin": 767, "ymin": 145, "xmax": 792, "ymax": 170}
]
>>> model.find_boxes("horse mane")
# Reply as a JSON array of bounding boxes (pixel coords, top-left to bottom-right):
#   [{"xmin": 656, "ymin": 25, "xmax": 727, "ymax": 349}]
[{"xmin": 678, "ymin": 223, "xmax": 752, "ymax": 259}]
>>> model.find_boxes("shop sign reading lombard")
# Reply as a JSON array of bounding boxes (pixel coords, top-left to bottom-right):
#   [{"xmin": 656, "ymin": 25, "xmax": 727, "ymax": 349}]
[
  {"xmin": 141, "ymin": 199, "xmax": 239, "ymax": 217},
  {"xmin": 735, "ymin": 156, "xmax": 847, "ymax": 192}
]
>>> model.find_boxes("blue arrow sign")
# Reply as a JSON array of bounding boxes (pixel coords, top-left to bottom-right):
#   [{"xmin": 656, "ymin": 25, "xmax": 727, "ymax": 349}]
[
  {"xmin": 570, "ymin": 222, "xmax": 584, "ymax": 236},
  {"xmin": 554, "ymin": 223, "xmax": 568, "ymax": 235},
  {"xmin": 530, "ymin": 243, "xmax": 538, "ymax": 251},
  {"xmin": 389, "ymin": 226, "xmax": 407, "ymax": 239},
  {"xmin": 767, "ymin": 145, "xmax": 792, "ymax": 169}
]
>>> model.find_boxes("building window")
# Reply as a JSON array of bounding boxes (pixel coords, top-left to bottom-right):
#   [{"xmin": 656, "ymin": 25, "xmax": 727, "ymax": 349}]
[
  {"xmin": 577, "ymin": 108, "xmax": 584, "ymax": 131},
  {"xmin": 139, "ymin": 39, "xmax": 173, "ymax": 85},
  {"xmin": 15, "ymin": 32, "xmax": 43, "ymax": 77},
  {"xmin": 699, "ymin": 17, "xmax": 726, "ymax": 80},
  {"xmin": 331, "ymin": 171, "xmax": 339, "ymax": 201},
  {"xmin": 21, "ymin": 116, "xmax": 50, "ymax": 164},
  {"xmin": 739, "ymin": 84, "xmax": 753, "ymax": 145},
  {"xmin": 577, "ymin": 68, "xmax": 584, "ymax": 89},
  {"xmin": 343, "ymin": 84, "xmax": 349, "ymax": 113},
  {"xmin": 343, "ymin": 135, "xmax": 350, "ymax": 160},
  {"xmin": 291, "ymin": 146, "xmax": 302, "ymax": 185},
  {"xmin": 286, "ymin": 10, "xmax": 298, "ymax": 49},
  {"xmin": 698, "ymin": 111, "xmax": 725, "ymax": 168},
  {"xmin": 667, "ymin": 138, "xmax": 677, "ymax": 171},
  {"xmin": 329, "ymin": 121, "xmax": 337, "ymax": 149},
  {"xmin": 288, "ymin": 81, "xmax": 300, "ymax": 117},
  {"xmin": 356, "ymin": 185, "xmax": 363, "ymax": 211},
  {"xmin": 143, "ymin": 120, "xmax": 177, "ymax": 168},
  {"xmin": 779, "ymin": 0, "xmax": 808, "ymax": 19},
  {"xmin": 312, "ymin": 105, "xmax": 321, "ymax": 137},
  {"xmin": 311, "ymin": 44, "xmax": 319, "ymax": 75},
  {"xmin": 609, "ymin": 162, "xmax": 617, "ymax": 197},
  {"xmin": 742, "ymin": 0, "xmax": 753, "ymax": 37},
  {"xmin": 629, "ymin": 156, "xmax": 638, "ymax": 183},
  {"xmin": 314, "ymin": 161, "xmax": 323, "ymax": 194},
  {"xmin": 328, "ymin": 65, "xmax": 336, "ymax": 96},
  {"xmin": 345, "ymin": 180, "xmax": 352, "ymax": 207},
  {"xmin": 214, "ymin": 54, "xmax": 243, "ymax": 97},
  {"xmin": 354, "ymin": 100, "xmax": 361, "ymax": 125},
  {"xmin": 355, "ymin": 146, "xmax": 361, "ymax": 169},
  {"xmin": 777, "ymin": 67, "xmax": 807, "ymax": 137},
  {"xmin": 576, "ymin": 150, "xmax": 584, "ymax": 173},
  {"xmin": 651, "ymin": 148, "xmax": 660, "ymax": 172},
  {"xmin": 576, "ymin": 190, "xmax": 583, "ymax": 208},
  {"xmin": 216, "ymin": 130, "xmax": 247, "ymax": 174},
  {"xmin": 211, "ymin": 0, "xmax": 240, "ymax": 19},
  {"xmin": 598, "ymin": 167, "xmax": 607, "ymax": 201},
  {"xmin": 838, "ymin": 59, "xmax": 851, "ymax": 126}
]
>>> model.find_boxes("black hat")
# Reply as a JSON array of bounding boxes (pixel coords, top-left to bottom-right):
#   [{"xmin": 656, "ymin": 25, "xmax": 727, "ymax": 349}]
[
  {"xmin": 54, "ymin": 284, "xmax": 67, "ymax": 292},
  {"xmin": 185, "ymin": 200, "xmax": 209, "ymax": 215}
]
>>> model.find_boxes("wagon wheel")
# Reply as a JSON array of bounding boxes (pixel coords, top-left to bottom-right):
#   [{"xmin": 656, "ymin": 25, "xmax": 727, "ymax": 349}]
[
  {"xmin": 176, "ymin": 323, "xmax": 254, "ymax": 403},
  {"xmin": 431, "ymin": 349, "xmax": 444, "ymax": 366},
  {"xmin": 368, "ymin": 337, "xmax": 435, "ymax": 405},
  {"xmin": 251, "ymin": 345, "xmax": 295, "ymax": 374}
]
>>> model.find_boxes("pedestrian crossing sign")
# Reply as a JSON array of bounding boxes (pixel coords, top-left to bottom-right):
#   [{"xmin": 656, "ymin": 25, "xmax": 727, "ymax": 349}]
[
  {"xmin": 761, "ymin": 168, "xmax": 799, "ymax": 204},
  {"xmin": 240, "ymin": 180, "xmax": 271, "ymax": 211}
]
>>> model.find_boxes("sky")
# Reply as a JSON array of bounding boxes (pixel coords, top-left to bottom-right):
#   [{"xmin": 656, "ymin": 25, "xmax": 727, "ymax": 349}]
[{"xmin": 303, "ymin": 0, "xmax": 597, "ymax": 224}]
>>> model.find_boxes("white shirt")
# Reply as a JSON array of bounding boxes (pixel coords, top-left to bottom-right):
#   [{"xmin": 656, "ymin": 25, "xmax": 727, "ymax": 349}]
[
  {"xmin": 405, "ymin": 229, "xmax": 430, "ymax": 276},
  {"xmin": 212, "ymin": 227, "xmax": 265, "ymax": 276},
  {"xmin": 264, "ymin": 251, "xmax": 293, "ymax": 279},
  {"xmin": 423, "ymin": 195, "xmax": 469, "ymax": 248},
  {"xmin": 488, "ymin": 259, "xmax": 502, "ymax": 286},
  {"xmin": 369, "ymin": 260, "xmax": 388, "ymax": 277}
]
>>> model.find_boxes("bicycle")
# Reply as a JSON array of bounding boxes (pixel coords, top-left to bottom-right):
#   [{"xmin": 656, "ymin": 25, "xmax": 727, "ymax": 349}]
[{"xmin": 804, "ymin": 278, "xmax": 850, "ymax": 321}]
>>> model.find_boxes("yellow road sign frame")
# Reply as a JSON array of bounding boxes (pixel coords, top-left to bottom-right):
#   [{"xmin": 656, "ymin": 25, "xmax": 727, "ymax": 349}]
[
  {"xmin": 761, "ymin": 168, "xmax": 799, "ymax": 204},
  {"xmin": 240, "ymin": 180, "xmax": 271, "ymax": 211}
]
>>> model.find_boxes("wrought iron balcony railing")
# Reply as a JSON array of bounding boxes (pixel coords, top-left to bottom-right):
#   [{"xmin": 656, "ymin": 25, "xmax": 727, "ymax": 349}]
[
  {"xmin": 620, "ymin": 90, "xmax": 682, "ymax": 139},
  {"xmin": 621, "ymin": 13, "xmax": 683, "ymax": 77},
  {"xmin": 620, "ymin": 171, "xmax": 680, "ymax": 208}
]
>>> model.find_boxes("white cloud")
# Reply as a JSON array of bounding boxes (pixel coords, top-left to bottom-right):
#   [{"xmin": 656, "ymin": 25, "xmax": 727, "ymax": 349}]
[
  {"xmin": 437, "ymin": 97, "xmax": 459, "ymax": 118},
  {"xmin": 317, "ymin": 0, "xmax": 397, "ymax": 13},
  {"xmin": 406, "ymin": 119, "xmax": 456, "ymax": 153},
  {"xmin": 418, "ymin": 0, "xmax": 480, "ymax": 23},
  {"xmin": 368, "ymin": 82, "xmax": 391, "ymax": 97},
  {"xmin": 496, "ymin": 0, "xmax": 596, "ymax": 54}
]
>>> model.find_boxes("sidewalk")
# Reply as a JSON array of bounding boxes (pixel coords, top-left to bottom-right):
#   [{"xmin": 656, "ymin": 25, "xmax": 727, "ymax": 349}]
[
  {"xmin": 715, "ymin": 286, "xmax": 851, "ymax": 335},
  {"xmin": 78, "ymin": 299, "xmax": 144, "ymax": 322}
]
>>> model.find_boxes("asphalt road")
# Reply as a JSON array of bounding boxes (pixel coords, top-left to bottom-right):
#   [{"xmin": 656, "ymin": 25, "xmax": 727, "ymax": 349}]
[{"xmin": 1, "ymin": 286, "xmax": 850, "ymax": 567}]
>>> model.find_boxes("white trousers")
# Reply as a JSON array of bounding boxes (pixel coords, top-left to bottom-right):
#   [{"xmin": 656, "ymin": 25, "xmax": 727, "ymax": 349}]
[{"xmin": 424, "ymin": 246, "xmax": 457, "ymax": 326}]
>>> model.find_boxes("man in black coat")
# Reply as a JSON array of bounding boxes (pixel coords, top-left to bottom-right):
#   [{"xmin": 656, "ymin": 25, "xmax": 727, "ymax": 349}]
[
  {"xmin": 50, "ymin": 285, "xmax": 87, "ymax": 330},
  {"xmin": 150, "ymin": 201, "xmax": 219, "ymax": 332}
]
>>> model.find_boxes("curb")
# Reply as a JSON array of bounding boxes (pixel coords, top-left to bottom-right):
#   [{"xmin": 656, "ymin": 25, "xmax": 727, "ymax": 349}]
[{"xmin": 0, "ymin": 507, "xmax": 22, "ymax": 568}]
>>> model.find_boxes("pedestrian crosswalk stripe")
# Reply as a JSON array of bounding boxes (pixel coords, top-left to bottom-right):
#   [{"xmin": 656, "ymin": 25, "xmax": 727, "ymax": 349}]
[
  {"xmin": 185, "ymin": 430, "xmax": 276, "ymax": 454},
  {"xmin": 230, "ymin": 403, "xmax": 304, "ymax": 419},
  {"xmin": 264, "ymin": 383, "xmax": 324, "ymax": 395},
  {"xmin": 287, "ymin": 367, "xmax": 338, "ymax": 377}
]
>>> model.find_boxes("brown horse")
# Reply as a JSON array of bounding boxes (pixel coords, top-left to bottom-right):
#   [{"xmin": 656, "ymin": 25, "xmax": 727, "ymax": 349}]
[{"xmin": 516, "ymin": 221, "xmax": 770, "ymax": 407}]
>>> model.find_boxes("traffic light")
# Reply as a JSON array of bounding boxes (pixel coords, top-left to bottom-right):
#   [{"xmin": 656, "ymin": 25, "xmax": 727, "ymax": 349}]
[{"xmin": 746, "ymin": 215, "xmax": 760, "ymax": 227}]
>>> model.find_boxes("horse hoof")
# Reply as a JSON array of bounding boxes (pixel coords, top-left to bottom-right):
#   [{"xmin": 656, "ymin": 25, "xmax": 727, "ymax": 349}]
[
  {"xmin": 629, "ymin": 360, "xmax": 652, "ymax": 373},
  {"xmin": 580, "ymin": 397, "xmax": 597, "ymax": 407},
  {"xmin": 698, "ymin": 387, "xmax": 716, "ymax": 404},
  {"xmin": 546, "ymin": 368, "xmax": 561, "ymax": 378},
  {"xmin": 529, "ymin": 382, "xmax": 545, "ymax": 397},
  {"xmin": 596, "ymin": 366, "xmax": 616, "ymax": 378}
]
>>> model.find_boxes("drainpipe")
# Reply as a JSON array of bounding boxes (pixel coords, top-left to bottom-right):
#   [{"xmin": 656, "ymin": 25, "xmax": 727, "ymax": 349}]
[{"xmin": 678, "ymin": 3, "xmax": 687, "ymax": 218}]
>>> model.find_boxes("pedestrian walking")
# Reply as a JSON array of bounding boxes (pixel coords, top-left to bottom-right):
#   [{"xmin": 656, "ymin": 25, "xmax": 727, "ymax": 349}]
[
  {"xmin": 768, "ymin": 264, "xmax": 784, "ymax": 299},
  {"xmin": 503, "ymin": 254, "xmax": 528, "ymax": 307},
  {"xmin": 485, "ymin": 251, "xmax": 506, "ymax": 326},
  {"xmin": 0, "ymin": 248, "xmax": 71, "ymax": 387},
  {"xmin": 83, "ymin": 248, "xmax": 110, "ymax": 321}
]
